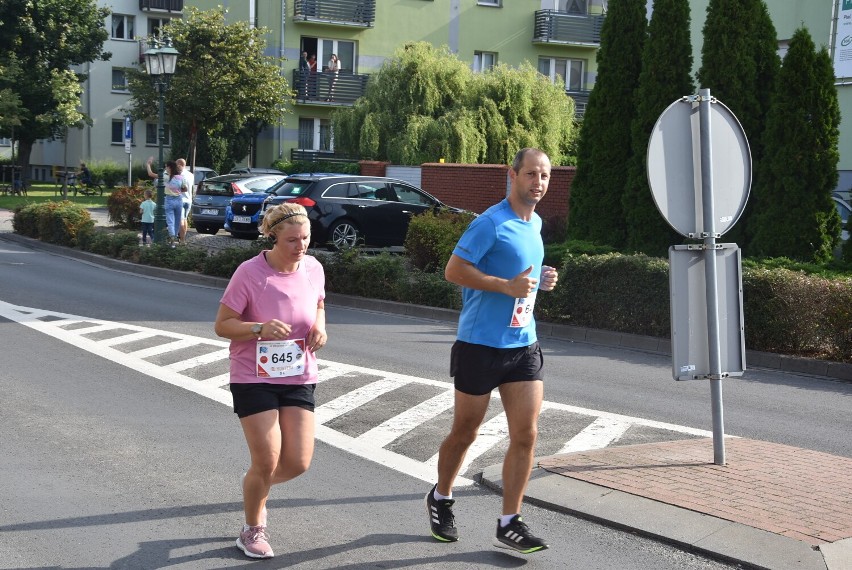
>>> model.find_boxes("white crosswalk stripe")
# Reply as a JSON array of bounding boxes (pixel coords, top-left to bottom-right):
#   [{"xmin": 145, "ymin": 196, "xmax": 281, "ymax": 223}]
[{"xmin": 0, "ymin": 301, "xmax": 716, "ymax": 487}]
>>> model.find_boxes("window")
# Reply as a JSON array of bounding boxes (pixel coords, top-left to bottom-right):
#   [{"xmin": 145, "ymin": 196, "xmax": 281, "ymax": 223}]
[
  {"xmin": 557, "ymin": 0, "xmax": 587, "ymax": 14},
  {"xmin": 477, "ymin": 0, "xmax": 501, "ymax": 6},
  {"xmin": 112, "ymin": 120, "xmax": 135, "ymax": 145},
  {"xmin": 298, "ymin": 118, "xmax": 332, "ymax": 151},
  {"xmin": 111, "ymin": 68, "xmax": 129, "ymax": 91},
  {"xmin": 473, "ymin": 51, "xmax": 497, "ymax": 73},
  {"xmin": 148, "ymin": 17, "xmax": 170, "ymax": 37},
  {"xmin": 111, "ymin": 15, "xmax": 135, "ymax": 40},
  {"xmin": 392, "ymin": 183, "xmax": 435, "ymax": 206},
  {"xmin": 146, "ymin": 122, "xmax": 170, "ymax": 146},
  {"xmin": 539, "ymin": 57, "xmax": 585, "ymax": 92}
]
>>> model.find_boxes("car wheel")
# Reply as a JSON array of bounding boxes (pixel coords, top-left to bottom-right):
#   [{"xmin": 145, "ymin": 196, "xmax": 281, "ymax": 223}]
[
  {"xmin": 195, "ymin": 225, "xmax": 217, "ymax": 235},
  {"xmin": 328, "ymin": 220, "xmax": 360, "ymax": 250}
]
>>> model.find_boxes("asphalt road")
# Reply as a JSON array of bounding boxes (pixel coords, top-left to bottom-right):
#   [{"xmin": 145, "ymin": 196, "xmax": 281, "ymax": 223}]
[{"xmin": 2, "ymin": 236, "xmax": 847, "ymax": 568}]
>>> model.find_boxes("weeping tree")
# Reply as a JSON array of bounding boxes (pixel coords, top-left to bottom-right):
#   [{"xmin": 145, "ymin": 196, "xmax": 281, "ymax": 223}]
[
  {"xmin": 697, "ymin": 0, "xmax": 779, "ymax": 249},
  {"xmin": 749, "ymin": 28, "xmax": 841, "ymax": 263},
  {"xmin": 567, "ymin": 0, "xmax": 647, "ymax": 247},
  {"xmin": 622, "ymin": 0, "xmax": 694, "ymax": 256},
  {"xmin": 332, "ymin": 42, "xmax": 577, "ymax": 165}
]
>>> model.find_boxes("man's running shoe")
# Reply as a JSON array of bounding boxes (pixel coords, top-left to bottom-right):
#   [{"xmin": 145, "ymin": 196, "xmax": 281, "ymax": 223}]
[
  {"xmin": 425, "ymin": 484, "xmax": 459, "ymax": 542},
  {"xmin": 240, "ymin": 472, "xmax": 267, "ymax": 525},
  {"xmin": 493, "ymin": 515, "xmax": 549, "ymax": 554},
  {"xmin": 236, "ymin": 524, "xmax": 274, "ymax": 559}
]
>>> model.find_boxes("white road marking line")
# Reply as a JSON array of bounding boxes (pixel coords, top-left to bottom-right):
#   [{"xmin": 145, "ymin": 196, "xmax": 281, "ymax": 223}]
[
  {"xmin": 128, "ymin": 339, "xmax": 200, "ymax": 359},
  {"xmin": 557, "ymin": 416, "xmax": 633, "ymax": 455},
  {"xmin": 317, "ymin": 363, "xmax": 353, "ymax": 383},
  {"xmin": 199, "ymin": 373, "xmax": 231, "ymax": 388},
  {"xmin": 358, "ymin": 389, "xmax": 456, "ymax": 448},
  {"xmin": 100, "ymin": 331, "xmax": 160, "ymax": 347},
  {"xmin": 165, "ymin": 348, "xmax": 230, "ymax": 372},
  {"xmin": 315, "ymin": 378, "xmax": 409, "ymax": 424},
  {"xmin": 70, "ymin": 323, "xmax": 125, "ymax": 335}
]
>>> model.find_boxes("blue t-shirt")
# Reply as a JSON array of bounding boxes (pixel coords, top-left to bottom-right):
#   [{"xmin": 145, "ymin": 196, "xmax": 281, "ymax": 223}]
[{"xmin": 453, "ymin": 199, "xmax": 544, "ymax": 348}]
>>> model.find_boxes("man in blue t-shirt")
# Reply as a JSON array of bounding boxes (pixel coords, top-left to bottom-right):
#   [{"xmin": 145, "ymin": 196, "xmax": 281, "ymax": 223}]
[{"xmin": 425, "ymin": 148, "xmax": 559, "ymax": 554}]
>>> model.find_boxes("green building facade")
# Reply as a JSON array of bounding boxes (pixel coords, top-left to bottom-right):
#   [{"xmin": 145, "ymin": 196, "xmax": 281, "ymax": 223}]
[{"xmin": 188, "ymin": 0, "xmax": 605, "ymax": 168}]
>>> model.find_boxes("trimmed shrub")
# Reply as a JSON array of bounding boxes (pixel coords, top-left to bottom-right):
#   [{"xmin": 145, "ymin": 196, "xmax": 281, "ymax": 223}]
[
  {"xmin": 201, "ymin": 242, "xmax": 266, "ymax": 277},
  {"xmin": 405, "ymin": 210, "xmax": 476, "ymax": 272},
  {"xmin": 107, "ymin": 185, "xmax": 147, "ymax": 229},
  {"xmin": 13, "ymin": 201, "xmax": 94, "ymax": 247}
]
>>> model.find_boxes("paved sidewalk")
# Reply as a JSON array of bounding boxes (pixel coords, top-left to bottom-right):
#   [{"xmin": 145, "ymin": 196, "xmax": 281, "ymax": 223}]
[{"xmin": 482, "ymin": 437, "xmax": 852, "ymax": 569}]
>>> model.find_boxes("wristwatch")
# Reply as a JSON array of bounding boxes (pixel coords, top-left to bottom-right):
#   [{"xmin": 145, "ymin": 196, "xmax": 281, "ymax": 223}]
[{"xmin": 251, "ymin": 323, "xmax": 263, "ymax": 336}]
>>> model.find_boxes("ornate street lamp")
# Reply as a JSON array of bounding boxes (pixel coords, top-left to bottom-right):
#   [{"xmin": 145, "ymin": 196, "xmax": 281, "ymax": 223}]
[{"xmin": 143, "ymin": 35, "xmax": 179, "ymax": 243}]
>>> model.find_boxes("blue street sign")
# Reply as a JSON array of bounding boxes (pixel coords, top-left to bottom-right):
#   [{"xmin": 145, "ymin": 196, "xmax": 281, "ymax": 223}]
[{"xmin": 124, "ymin": 116, "xmax": 132, "ymax": 140}]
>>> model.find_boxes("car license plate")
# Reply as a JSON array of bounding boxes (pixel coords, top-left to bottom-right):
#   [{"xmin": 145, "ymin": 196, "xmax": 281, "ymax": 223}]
[
  {"xmin": 233, "ymin": 215, "xmax": 252, "ymax": 224},
  {"xmin": 201, "ymin": 209, "xmax": 218, "ymax": 215}
]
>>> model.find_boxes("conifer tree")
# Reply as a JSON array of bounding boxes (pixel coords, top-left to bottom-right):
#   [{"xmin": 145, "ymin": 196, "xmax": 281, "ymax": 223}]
[
  {"xmin": 568, "ymin": 0, "xmax": 647, "ymax": 247},
  {"xmin": 697, "ymin": 0, "xmax": 779, "ymax": 248},
  {"xmin": 749, "ymin": 28, "xmax": 841, "ymax": 263},
  {"xmin": 622, "ymin": 0, "xmax": 694, "ymax": 256}
]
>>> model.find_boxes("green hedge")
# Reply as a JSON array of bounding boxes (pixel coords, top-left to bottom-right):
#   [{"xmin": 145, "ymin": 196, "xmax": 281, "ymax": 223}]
[
  {"xmin": 12, "ymin": 202, "xmax": 94, "ymax": 247},
  {"xmin": 10, "ymin": 208, "xmax": 850, "ymax": 362}
]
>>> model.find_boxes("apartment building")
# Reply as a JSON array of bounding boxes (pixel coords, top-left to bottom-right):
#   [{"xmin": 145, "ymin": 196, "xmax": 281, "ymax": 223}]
[
  {"xmin": 25, "ymin": 0, "xmax": 182, "ymax": 182},
  {"xmin": 26, "ymin": 0, "xmax": 605, "ymax": 176}
]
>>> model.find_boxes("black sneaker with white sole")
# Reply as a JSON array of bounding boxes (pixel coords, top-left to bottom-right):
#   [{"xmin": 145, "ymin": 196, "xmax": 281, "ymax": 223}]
[
  {"xmin": 425, "ymin": 484, "xmax": 459, "ymax": 542},
  {"xmin": 493, "ymin": 515, "xmax": 549, "ymax": 554}
]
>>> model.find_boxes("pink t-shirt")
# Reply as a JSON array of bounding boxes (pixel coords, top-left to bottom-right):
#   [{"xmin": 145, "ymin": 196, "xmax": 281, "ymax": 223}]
[{"xmin": 220, "ymin": 252, "xmax": 326, "ymax": 385}]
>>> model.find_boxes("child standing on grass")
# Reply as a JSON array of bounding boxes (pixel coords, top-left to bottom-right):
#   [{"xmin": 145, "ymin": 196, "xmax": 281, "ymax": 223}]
[{"xmin": 140, "ymin": 189, "xmax": 156, "ymax": 246}]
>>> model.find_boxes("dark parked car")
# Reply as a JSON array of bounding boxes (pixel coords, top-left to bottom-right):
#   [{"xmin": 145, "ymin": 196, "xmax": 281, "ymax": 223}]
[
  {"xmin": 191, "ymin": 173, "xmax": 286, "ymax": 235},
  {"xmin": 259, "ymin": 174, "xmax": 465, "ymax": 249},
  {"xmin": 188, "ymin": 166, "xmax": 217, "ymax": 194}
]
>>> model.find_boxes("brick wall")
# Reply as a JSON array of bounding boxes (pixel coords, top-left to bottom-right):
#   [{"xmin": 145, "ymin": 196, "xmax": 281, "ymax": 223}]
[{"xmin": 358, "ymin": 160, "xmax": 576, "ymax": 221}]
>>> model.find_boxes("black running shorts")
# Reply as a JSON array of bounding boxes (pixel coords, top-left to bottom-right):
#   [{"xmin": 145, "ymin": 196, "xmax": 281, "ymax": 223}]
[
  {"xmin": 450, "ymin": 340, "xmax": 544, "ymax": 396},
  {"xmin": 230, "ymin": 382, "xmax": 316, "ymax": 418}
]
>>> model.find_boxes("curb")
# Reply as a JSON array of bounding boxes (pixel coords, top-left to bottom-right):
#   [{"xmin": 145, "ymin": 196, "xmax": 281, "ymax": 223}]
[
  {"xmin": 2, "ymin": 230, "xmax": 850, "ymax": 383},
  {"xmin": 480, "ymin": 463, "xmax": 835, "ymax": 570}
]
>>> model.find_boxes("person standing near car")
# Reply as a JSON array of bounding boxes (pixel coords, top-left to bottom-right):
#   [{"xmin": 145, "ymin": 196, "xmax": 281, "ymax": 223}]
[
  {"xmin": 426, "ymin": 148, "xmax": 558, "ymax": 554},
  {"xmin": 214, "ymin": 202, "xmax": 327, "ymax": 559},
  {"xmin": 145, "ymin": 157, "xmax": 186, "ymax": 245},
  {"xmin": 176, "ymin": 158, "xmax": 194, "ymax": 245}
]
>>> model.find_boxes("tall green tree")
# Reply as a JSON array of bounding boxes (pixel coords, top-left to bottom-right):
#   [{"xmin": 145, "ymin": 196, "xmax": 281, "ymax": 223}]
[
  {"xmin": 332, "ymin": 42, "xmax": 577, "ymax": 166},
  {"xmin": 126, "ymin": 7, "xmax": 291, "ymax": 172},
  {"xmin": 568, "ymin": 0, "xmax": 647, "ymax": 247},
  {"xmin": 622, "ymin": 0, "xmax": 694, "ymax": 256},
  {"xmin": 749, "ymin": 28, "xmax": 841, "ymax": 263},
  {"xmin": 697, "ymin": 0, "xmax": 779, "ymax": 248},
  {"xmin": 0, "ymin": 0, "xmax": 110, "ymax": 180}
]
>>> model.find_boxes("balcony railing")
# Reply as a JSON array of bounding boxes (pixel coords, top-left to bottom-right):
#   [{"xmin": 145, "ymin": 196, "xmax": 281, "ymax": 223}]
[
  {"xmin": 292, "ymin": 69, "xmax": 369, "ymax": 106},
  {"xmin": 533, "ymin": 10, "xmax": 603, "ymax": 46},
  {"xmin": 139, "ymin": 0, "xmax": 183, "ymax": 11},
  {"xmin": 566, "ymin": 90, "xmax": 590, "ymax": 118},
  {"xmin": 291, "ymin": 149, "xmax": 359, "ymax": 163},
  {"xmin": 293, "ymin": 0, "xmax": 375, "ymax": 27}
]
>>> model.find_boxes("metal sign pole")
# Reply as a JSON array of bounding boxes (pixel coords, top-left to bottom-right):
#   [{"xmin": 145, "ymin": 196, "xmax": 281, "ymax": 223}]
[{"xmin": 698, "ymin": 88, "xmax": 726, "ymax": 465}]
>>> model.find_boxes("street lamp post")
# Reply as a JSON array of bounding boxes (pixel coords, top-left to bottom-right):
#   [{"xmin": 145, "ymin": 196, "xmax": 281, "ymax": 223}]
[{"xmin": 143, "ymin": 36, "xmax": 179, "ymax": 244}]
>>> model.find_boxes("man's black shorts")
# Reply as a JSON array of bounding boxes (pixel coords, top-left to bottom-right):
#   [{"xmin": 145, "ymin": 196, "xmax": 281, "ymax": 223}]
[
  {"xmin": 230, "ymin": 383, "xmax": 316, "ymax": 418},
  {"xmin": 450, "ymin": 340, "xmax": 543, "ymax": 396}
]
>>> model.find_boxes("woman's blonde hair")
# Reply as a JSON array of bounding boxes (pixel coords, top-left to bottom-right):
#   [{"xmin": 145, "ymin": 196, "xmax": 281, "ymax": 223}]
[{"xmin": 261, "ymin": 202, "xmax": 309, "ymax": 239}]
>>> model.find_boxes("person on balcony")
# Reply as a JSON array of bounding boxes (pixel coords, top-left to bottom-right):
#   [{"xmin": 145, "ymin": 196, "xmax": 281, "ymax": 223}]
[{"xmin": 326, "ymin": 54, "xmax": 340, "ymax": 102}]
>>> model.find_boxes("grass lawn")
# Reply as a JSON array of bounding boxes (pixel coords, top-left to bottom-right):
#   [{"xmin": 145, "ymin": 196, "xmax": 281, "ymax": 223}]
[{"xmin": 0, "ymin": 183, "xmax": 111, "ymax": 210}]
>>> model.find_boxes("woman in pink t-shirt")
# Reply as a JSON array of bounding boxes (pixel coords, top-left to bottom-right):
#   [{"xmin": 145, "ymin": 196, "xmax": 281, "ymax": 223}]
[{"xmin": 214, "ymin": 202, "xmax": 327, "ymax": 559}]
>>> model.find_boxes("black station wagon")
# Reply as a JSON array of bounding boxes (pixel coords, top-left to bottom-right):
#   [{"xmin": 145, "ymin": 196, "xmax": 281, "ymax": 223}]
[{"xmin": 259, "ymin": 174, "xmax": 465, "ymax": 249}]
